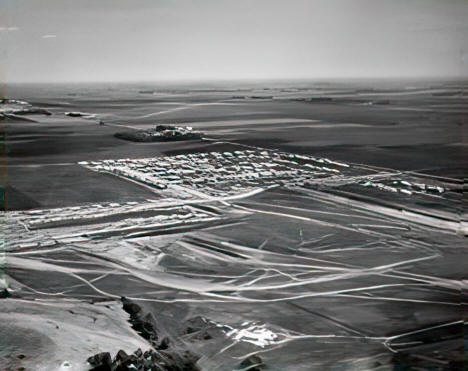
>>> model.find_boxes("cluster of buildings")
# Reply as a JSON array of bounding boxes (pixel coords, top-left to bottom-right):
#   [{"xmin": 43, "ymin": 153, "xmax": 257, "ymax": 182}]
[
  {"xmin": 80, "ymin": 150, "xmax": 349, "ymax": 197},
  {"xmin": 361, "ymin": 178, "xmax": 445, "ymax": 196},
  {"xmin": 5, "ymin": 202, "xmax": 216, "ymax": 250},
  {"xmin": 4, "ymin": 149, "xmax": 449, "ymax": 252},
  {"xmin": 17, "ymin": 201, "xmax": 213, "ymax": 230},
  {"xmin": 115, "ymin": 125, "xmax": 203, "ymax": 142},
  {"xmin": 80, "ymin": 149, "xmax": 446, "ymax": 201},
  {"xmin": 19, "ymin": 201, "xmax": 156, "ymax": 229}
]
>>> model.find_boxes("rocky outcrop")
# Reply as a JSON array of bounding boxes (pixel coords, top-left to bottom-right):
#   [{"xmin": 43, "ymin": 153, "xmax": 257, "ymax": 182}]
[{"xmin": 86, "ymin": 298, "xmax": 201, "ymax": 370}]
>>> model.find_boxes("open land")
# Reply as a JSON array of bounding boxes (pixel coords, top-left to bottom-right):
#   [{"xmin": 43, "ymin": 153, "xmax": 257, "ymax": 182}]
[{"xmin": 0, "ymin": 80, "xmax": 466, "ymax": 370}]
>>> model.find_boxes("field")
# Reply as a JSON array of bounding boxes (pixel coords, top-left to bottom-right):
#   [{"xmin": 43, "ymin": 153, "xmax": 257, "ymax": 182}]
[{"xmin": 0, "ymin": 80, "xmax": 466, "ymax": 370}]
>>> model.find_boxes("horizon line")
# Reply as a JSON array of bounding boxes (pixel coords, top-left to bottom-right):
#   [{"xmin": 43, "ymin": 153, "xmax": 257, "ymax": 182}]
[{"xmin": 3, "ymin": 75, "xmax": 468, "ymax": 85}]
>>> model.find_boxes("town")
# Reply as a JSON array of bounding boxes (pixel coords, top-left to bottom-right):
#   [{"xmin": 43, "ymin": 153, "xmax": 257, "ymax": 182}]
[{"xmin": 80, "ymin": 149, "xmax": 351, "ymax": 198}]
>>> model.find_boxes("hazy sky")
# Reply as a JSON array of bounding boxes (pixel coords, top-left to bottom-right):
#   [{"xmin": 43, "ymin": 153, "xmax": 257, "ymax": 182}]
[{"xmin": 1, "ymin": 0, "xmax": 468, "ymax": 82}]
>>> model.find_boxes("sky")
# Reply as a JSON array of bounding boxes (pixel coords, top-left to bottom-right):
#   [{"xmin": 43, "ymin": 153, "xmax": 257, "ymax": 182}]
[{"xmin": 1, "ymin": 0, "xmax": 468, "ymax": 83}]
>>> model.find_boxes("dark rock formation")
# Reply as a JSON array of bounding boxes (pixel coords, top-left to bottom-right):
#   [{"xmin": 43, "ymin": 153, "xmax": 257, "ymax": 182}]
[
  {"xmin": 122, "ymin": 297, "xmax": 161, "ymax": 346},
  {"xmin": 87, "ymin": 352, "xmax": 112, "ymax": 369},
  {"xmin": 86, "ymin": 298, "xmax": 201, "ymax": 370},
  {"xmin": 88, "ymin": 347, "xmax": 200, "ymax": 371},
  {"xmin": 0, "ymin": 288, "xmax": 11, "ymax": 299}
]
